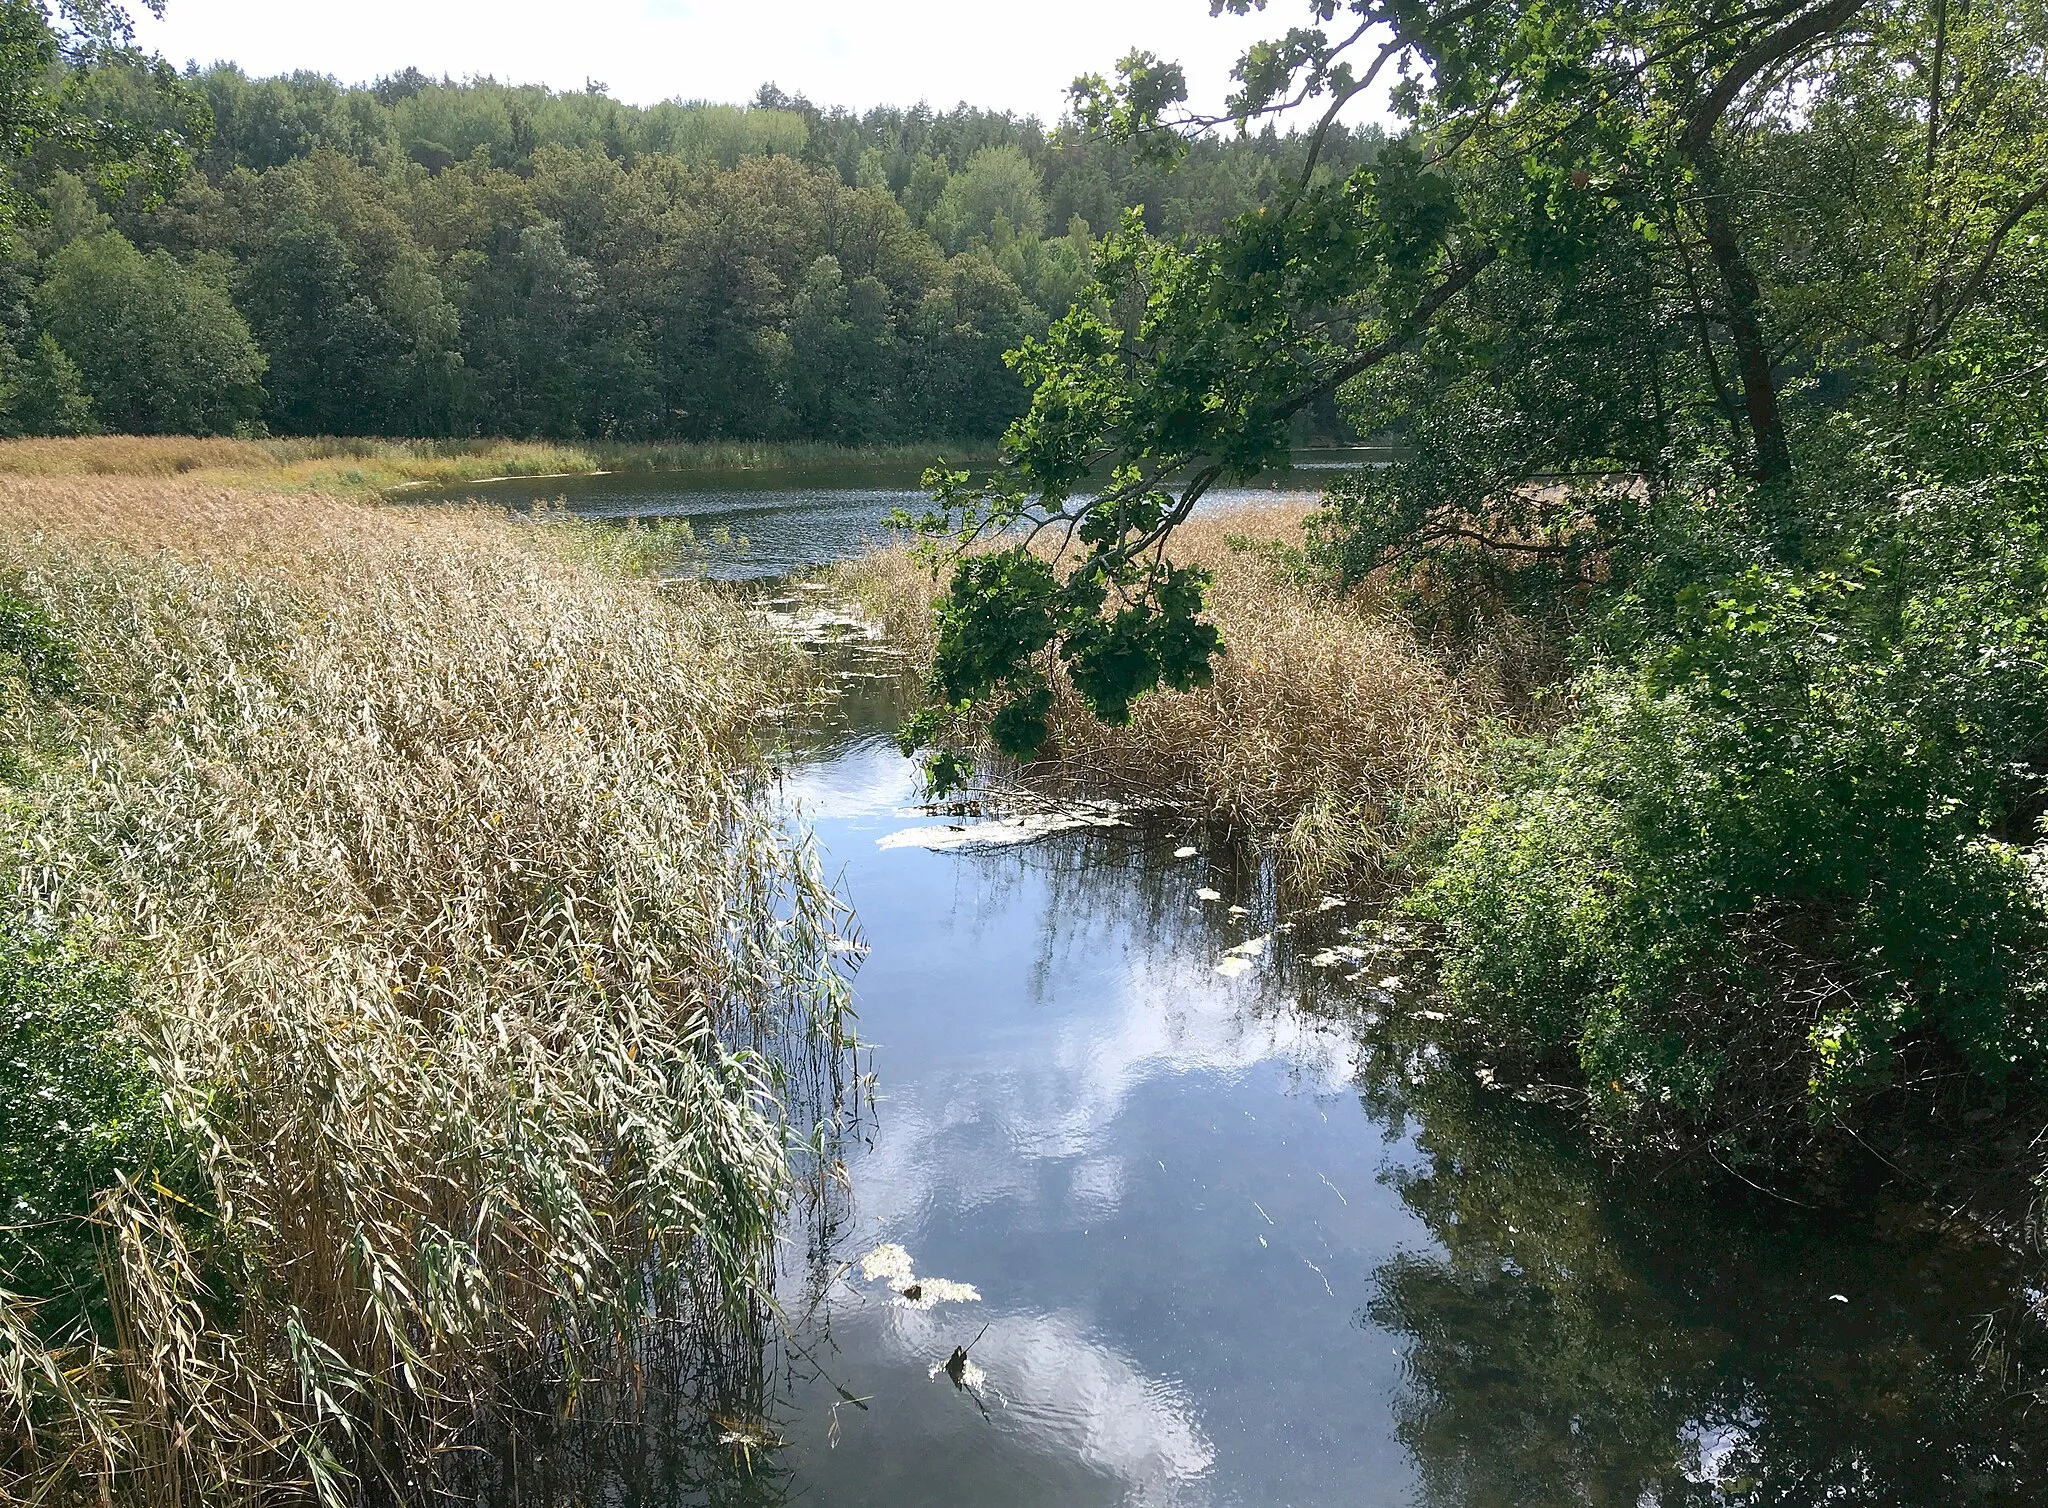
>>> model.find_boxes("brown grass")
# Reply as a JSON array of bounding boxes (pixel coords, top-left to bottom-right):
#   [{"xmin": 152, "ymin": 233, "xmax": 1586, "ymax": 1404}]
[
  {"xmin": 0, "ymin": 478, "xmax": 849, "ymax": 1503},
  {"xmin": 833, "ymin": 504, "xmax": 1518, "ymax": 881},
  {"xmin": 0, "ymin": 435, "xmax": 995, "ymax": 498},
  {"xmin": 0, "ymin": 435, "xmax": 601, "ymax": 495}
]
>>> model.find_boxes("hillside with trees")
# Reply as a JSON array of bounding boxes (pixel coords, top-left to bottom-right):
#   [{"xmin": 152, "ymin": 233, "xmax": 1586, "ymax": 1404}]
[{"xmin": 0, "ymin": 36, "xmax": 1382, "ymax": 443}]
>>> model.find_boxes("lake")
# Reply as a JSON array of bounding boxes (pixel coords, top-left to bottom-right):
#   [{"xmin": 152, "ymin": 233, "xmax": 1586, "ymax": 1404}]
[
  {"xmin": 417, "ymin": 455, "xmax": 1357, "ymax": 578},
  {"xmin": 456, "ymin": 467, "xmax": 2048, "ymax": 1506}
]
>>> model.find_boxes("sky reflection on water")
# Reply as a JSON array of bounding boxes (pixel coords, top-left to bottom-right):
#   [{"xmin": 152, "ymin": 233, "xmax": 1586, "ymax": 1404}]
[
  {"xmin": 464, "ymin": 483, "xmax": 2048, "ymax": 1507},
  {"xmin": 765, "ymin": 712, "xmax": 1429, "ymax": 1506}
]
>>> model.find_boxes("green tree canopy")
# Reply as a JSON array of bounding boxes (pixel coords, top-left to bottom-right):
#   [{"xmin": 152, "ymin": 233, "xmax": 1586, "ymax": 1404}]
[
  {"xmin": 35, "ymin": 229, "xmax": 263, "ymax": 432},
  {"xmin": 0, "ymin": 0, "xmax": 204, "ymax": 232},
  {"xmin": 925, "ymin": 143, "xmax": 1048, "ymax": 253}
]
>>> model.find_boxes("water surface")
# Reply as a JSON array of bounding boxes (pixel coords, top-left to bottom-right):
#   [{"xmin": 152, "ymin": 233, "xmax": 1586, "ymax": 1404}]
[
  {"xmin": 473, "ymin": 470, "xmax": 2048, "ymax": 1505},
  {"xmin": 741, "ymin": 628, "xmax": 2047, "ymax": 1507},
  {"xmin": 420, "ymin": 455, "xmax": 1343, "ymax": 578}
]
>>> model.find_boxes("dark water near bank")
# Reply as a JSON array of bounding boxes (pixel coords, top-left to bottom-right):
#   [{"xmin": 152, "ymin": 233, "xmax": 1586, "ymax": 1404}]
[
  {"xmin": 418, "ymin": 454, "xmax": 1356, "ymax": 578},
  {"xmin": 482, "ymin": 471, "xmax": 2048, "ymax": 1505}
]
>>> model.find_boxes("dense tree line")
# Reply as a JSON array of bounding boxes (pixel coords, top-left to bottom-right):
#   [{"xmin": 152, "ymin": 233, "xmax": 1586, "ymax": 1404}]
[{"xmin": 0, "ymin": 30, "xmax": 1383, "ymax": 442}]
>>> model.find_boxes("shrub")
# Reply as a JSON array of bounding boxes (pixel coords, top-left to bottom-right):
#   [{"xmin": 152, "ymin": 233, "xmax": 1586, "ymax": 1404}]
[
  {"xmin": 0, "ymin": 924, "xmax": 165, "ymax": 1330},
  {"xmin": 1422, "ymin": 481, "xmax": 2048, "ymax": 1134}
]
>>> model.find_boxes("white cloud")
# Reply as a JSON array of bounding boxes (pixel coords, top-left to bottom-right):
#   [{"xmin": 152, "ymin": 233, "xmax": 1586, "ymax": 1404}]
[
  {"xmin": 885, "ymin": 1303, "xmax": 1217, "ymax": 1499},
  {"xmin": 133, "ymin": 0, "xmax": 1395, "ymax": 124},
  {"xmin": 831, "ymin": 937, "xmax": 1360, "ymax": 1233}
]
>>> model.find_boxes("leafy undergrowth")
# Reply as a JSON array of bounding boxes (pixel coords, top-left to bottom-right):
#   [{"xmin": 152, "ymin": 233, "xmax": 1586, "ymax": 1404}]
[
  {"xmin": 832, "ymin": 505, "xmax": 1528, "ymax": 883},
  {"xmin": 0, "ymin": 478, "xmax": 853, "ymax": 1504}
]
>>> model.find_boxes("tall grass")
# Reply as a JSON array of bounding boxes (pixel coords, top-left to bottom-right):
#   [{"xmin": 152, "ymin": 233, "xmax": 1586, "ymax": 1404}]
[
  {"xmin": 0, "ymin": 478, "xmax": 852, "ymax": 1503},
  {"xmin": 833, "ymin": 505, "xmax": 1519, "ymax": 881},
  {"xmin": 0, "ymin": 436, "xmax": 996, "ymax": 497}
]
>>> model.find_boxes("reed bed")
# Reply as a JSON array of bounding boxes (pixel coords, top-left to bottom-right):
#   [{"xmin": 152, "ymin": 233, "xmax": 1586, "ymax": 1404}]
[
  {"xmin": 833, "ymin": 505, "xmax": 1514, "ymax": 881},
  {"xmin": 0, "ymin": 478, "xmax": 851, "ymax": 1504},
  {"xmin": 0, "ymin": 436, "xmax": 994, "ymax": 498},
  {"xmin": 0, "ymin": 435, "xmax": 598, "ymax": 492}
]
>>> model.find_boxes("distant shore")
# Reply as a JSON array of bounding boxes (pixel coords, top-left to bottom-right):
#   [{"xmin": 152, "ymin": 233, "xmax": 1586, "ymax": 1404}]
[{"xmin": 0, "ymin": 435, "xmax": 1001, "ymax": 499}]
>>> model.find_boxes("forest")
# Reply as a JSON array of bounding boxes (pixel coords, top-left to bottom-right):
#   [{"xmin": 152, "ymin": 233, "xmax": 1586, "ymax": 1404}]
[{"xmin": 1, "ymin": 55, "xmax": 1380, "ymax": 443}]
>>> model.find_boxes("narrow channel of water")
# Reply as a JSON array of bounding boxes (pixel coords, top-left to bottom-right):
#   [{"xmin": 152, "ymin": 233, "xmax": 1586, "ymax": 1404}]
[{"xmin": 460, "ymin": 469, "xmax": 2047, "ymax": 1504}]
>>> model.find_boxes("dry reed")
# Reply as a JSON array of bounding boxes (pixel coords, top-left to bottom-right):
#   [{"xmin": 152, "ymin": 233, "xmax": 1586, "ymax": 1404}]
[
  {"xmin": 0, "ymin": 436, "xmax": 601, "ymax": 495},
  {"xmin": 833, "ymin": 504, "xmax": 1509, "ymax": 881},
  {"xmin": 0, "ymin": 436, "xmax": 994, "ymax": 498},
  {"xmin": 0, "ymin": 479, "xmax": 851, "ymax": 1504}
]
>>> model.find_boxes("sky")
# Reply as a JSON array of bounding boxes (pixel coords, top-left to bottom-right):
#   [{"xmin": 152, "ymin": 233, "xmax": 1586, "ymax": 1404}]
[{"xmin": 130, "ymin": 0, "xmax": 1394, "ymax": 125}]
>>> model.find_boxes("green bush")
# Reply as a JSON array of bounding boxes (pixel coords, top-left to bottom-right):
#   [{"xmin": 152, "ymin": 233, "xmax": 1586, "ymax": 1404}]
[
  {"xmin": 1422, "ymin": 481, "xmax": 2048, "ymax": 1132},
  {"xmin": 0, "ymin": 590, "xmax": 82, "ymax": 695},
  {"xmin": 0, "ymin": 922, "xmax": 164, "ymax": 1330}
]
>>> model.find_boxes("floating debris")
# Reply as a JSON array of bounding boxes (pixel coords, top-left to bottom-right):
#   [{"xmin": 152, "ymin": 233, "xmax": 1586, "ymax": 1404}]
[
  {"xmin": 857, "ymin": 1243, "xmax": 979, "ymax": 1309},
  {"xmin": 1215, "ymin": 933, "xmax": 1272, "ymax": 978},
  {"xmin": 1316, "ymin": 895, "xmax": 1346, "ymax": 911},
  {"xmin": 755, "ymin": 602, "xmax": 884, "ymax": 644},
  {"xmin": 1173, "ymin": 845, "xmax": 1200, "ymax": 859},
  {"xmin": 1226, "ymin": 904, "xmax": 1249, "ymax": 917},
  {"xmin": 897, "ymin": 1277, "xmax": 981, "ymax": 1310},
  {"xmin": 826, "ymin": 1388, "xmax": 871, "ymax": 1449},
  {"xmin": 1196, "ymin": 887, "xmax": 1222, "ymax": 902},
  {"xmin": 826, "ymin": 936, "xmax": 869, "ymax": 956},
  {"xmin": 1307, "ymin": 944, "xmax": 1369, "ymax": 968},
  {"xmin": 878, "ymin": 805, "xmax": 1126, "ymax": 851},
  {"xmin": 935, "ymin": 1319, "xmax": 993, "ymax": 1399},
  {"xmin": 714, "ymin": 1415, "xmax": 785, "ymax": 1463},
  {"xmin": 936, "ymin": 1346, "xmax": 987, "ymax": 1391},
  {"xmin": 859, "ymin": 1242, "xmax": 916, "ymax": 1286}
]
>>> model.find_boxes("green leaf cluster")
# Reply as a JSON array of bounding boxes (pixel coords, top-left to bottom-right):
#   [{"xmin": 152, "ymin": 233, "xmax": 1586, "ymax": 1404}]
[{"xmin": 0, "ymin": 918, "xmax": 164, "ymax": 1333}]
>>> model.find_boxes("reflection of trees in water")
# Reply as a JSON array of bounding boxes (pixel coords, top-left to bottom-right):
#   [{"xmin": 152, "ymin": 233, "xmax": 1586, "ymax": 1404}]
[
  {"xmin": 462, "ymin": 611, "xmax": 2048, "ymax": 1502},
  {"xmin": 1352, "ymin": 1026, "xmax": 2048, "ymax": 1505},
  {"xmin": 425, "ymin": 1094, "xmax": 859, "ymax": 1507},
  {"xmin": 769, "ymin": 618, "xmax": 923, "ymax": 766},
  {"xmin": 429, "ymin": 1309, "xmax": 791, "ymax": 1507}
]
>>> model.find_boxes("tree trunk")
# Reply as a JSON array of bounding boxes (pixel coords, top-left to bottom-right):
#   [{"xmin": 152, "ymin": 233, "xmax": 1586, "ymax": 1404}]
[{"xmin": 1696, "ymin": 170, "xmax": 1793, "ymax": 490}]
